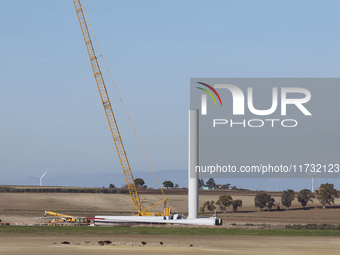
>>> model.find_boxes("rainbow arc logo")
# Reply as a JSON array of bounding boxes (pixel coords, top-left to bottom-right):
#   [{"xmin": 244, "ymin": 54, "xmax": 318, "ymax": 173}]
[{"xmin": 196, "ymin": 82, "xmax": 222, "ymax": 115}]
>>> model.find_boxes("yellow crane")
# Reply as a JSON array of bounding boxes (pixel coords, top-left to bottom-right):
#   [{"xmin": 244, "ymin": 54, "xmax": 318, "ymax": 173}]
[
  {"xmin": 73, "ymin": 0, "xmax": 170, "ymax": 216},
  {"xmin": 44, "ymin": 211, "xmax": 89, "ymax": 224},
  {"xmin": 44, "ymin": 210, "xmax": 76, "ymax": 221}
]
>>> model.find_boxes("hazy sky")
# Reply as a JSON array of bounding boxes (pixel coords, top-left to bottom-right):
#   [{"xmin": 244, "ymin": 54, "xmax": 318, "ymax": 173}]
[{"xmin": 1, "ymin": 0, "xmax": 340, "ymax": 190}]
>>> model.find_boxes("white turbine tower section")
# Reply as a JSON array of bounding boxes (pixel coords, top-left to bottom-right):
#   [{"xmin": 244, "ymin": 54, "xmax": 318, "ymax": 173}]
[
  {"xmin": 188, "ymin": 109, "xmax": 199, "ymax": 219},
  {"xmin": 29, "ymin": 169, "xmax": 49, "ymax": 186}
]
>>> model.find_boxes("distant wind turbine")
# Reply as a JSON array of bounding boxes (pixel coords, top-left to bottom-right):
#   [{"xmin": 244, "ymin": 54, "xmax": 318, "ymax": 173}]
[
  {"xmin": 306, "ymin": 171, "xmax": 317, "ymax": 192},
  {"xmin": 29, "ymin": 169, "xmax": 49, "ymax": 186}
]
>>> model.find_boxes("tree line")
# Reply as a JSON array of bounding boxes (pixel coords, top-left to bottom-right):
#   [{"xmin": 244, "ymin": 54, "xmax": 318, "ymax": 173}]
[
  {"xmin": 201, "ymin": 195, "xmax": 243, "ymax": 213},
  {"xmin": 200, "ymin": 183, "xmax": 339, "ymax": 214},
  {"xmin": 121, "ymin": 178, "xmax": 179, "ymax": 189},
  {"xmin": 255, "ymin": 183, "xmax": 338, "ymax": 211}
]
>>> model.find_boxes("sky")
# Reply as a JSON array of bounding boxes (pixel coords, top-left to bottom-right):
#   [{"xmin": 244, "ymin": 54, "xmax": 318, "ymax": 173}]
[{"xmin": 1, "ymin": 0, "xmax": 340, "ymax": 190}]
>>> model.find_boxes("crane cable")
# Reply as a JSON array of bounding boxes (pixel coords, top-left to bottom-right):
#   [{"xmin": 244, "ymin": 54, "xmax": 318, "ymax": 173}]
[{"xmin": 81, "ymin": 0, "xmax": 167, "ymax": 201}]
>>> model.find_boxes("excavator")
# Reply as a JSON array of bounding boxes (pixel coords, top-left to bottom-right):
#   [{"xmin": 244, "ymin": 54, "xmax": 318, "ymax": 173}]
[{"xmin": 72, "ymin": 0, "xmax": 171, "ymax": 217}]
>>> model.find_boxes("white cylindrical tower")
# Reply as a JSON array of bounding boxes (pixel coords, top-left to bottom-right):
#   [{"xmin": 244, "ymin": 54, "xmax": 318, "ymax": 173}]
[{"xmin": 188, "ymin": 109, "xmax": 199, "ymax": 219}]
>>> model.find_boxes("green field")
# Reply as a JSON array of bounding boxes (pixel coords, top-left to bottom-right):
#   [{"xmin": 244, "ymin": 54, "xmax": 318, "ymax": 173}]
[{"xmin": 1, "ymin": 226, "xmax": 340, "ymax": 236}]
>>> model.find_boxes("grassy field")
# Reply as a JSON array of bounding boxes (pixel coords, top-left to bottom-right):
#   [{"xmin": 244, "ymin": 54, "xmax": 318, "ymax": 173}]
[{"xmin": 1, "ymin": 225, "xmax": 340, "ymax": 236}]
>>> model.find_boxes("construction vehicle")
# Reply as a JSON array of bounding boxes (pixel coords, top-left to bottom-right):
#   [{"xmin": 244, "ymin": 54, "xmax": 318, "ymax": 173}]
[
  {"xmin": 44, "ymin": 210, "xmax": 90, "ymax": 225},
  {"xmin": 73, "ymin": 0, "xmax": 170, "ymax": 216}
]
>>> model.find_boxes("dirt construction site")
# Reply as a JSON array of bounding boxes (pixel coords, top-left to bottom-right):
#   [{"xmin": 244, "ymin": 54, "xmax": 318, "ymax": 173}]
[
  {"xmin": 1, "ymin": 189, "xmax": 340, "ymax": 226},
  {"xmin": 1, "ymin": 189, "xmax": 340, "ymax": 255}
]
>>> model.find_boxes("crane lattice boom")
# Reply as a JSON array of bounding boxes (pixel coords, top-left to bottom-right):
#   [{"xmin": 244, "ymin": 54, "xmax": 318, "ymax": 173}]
[
  {"xmin": 73, "ymin": 0, "xmax": 142, "ymax": 213},
  {"xmin": 73, "ymin": 0, "xmax": 168, "ymax": 216}
]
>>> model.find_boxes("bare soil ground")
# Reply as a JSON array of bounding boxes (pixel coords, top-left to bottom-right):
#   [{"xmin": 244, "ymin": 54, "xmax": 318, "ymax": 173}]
[
  {"xmin": 1, "ymin": 191, "xmax": 340, "ymax": 225},
  {"xmin": 1, "ymin": 191, "xmax": 340, "ymax": 255},
  {"xmin": 0, "ymin": 234, "xmax": 339, "ymax": 255}
]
